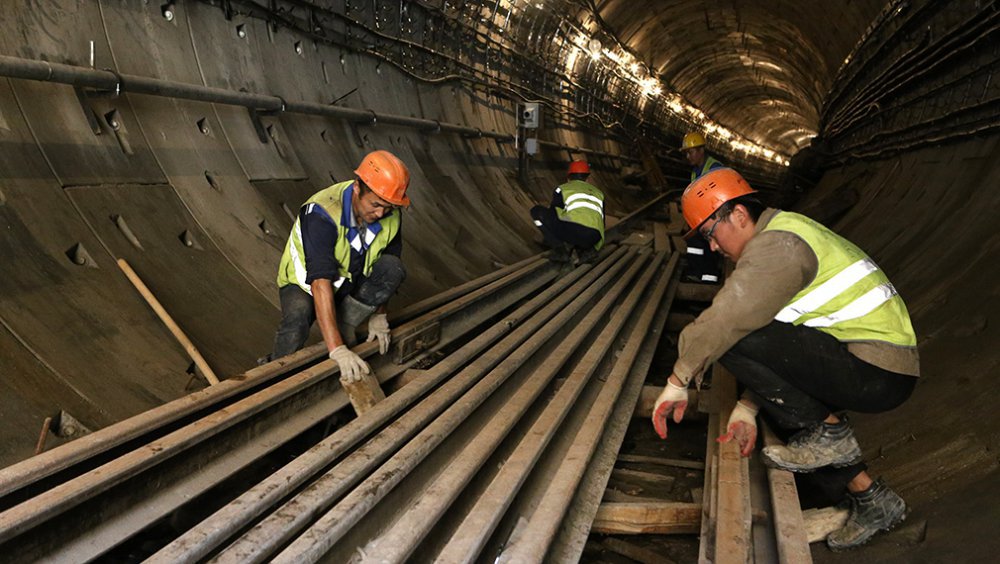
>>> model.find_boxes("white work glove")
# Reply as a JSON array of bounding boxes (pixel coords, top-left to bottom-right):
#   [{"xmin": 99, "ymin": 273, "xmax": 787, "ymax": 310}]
[
  {"xmin": 651, "ymin": 380, "xmax": 689, "ymax": 440},
  {"xmin": 716, "ymin": 400, "xmax": 759, "ymax": 457},
  {"xmin": 329, "ymin": 345, "xmax": 371, "ymax": 383},
  {"xmin": 366, "ymin": 313, "xmax": 391, "ymax": 355}
]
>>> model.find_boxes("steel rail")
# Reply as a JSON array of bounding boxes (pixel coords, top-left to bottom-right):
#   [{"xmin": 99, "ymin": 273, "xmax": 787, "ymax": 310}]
[
  {"xmin": 425, "ymin": 250, "xmax": 667, "ymax": 563},
  {"xmin": 0, "ymin": 253, "xmax": 550, "ymax": 500},
  {"xmin": 0, "ymin": 256, "xmax": 557, "ymax": 561},
  {"xmin": 261, "ymin": 249, "xmax": 640, "ymax": 564},
  {"xmin": 209, "ymin": 248, "xmax": 634, "ymax": 563},
  {"xmin": 547, "ymin": 256, "xmax": 680, "ymax": 561},
  {"xmin": 364, "ymin": 250, "xmax": 663, "ymax": 562},
  {"xmin": 498, "ymin": 252, "xmax": 679, "ymax": 562},
  {"xmin": 146, "ymin": 250, "xmax": 601, "ymax": 563}
]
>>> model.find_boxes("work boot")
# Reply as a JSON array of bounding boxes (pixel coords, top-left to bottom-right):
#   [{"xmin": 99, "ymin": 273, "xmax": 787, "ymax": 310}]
[
  {"xmin": 548, "ymin": 243, "xmax": 574, "ymax": 264},
  {"xmin": 337, "ymin": 295, "xmax": 377, "ymax": 347},
  {"xmin": 577, "ymin": 247, "xmax": 599, "ymax": 264},
  {"xmin": 760, "ymin": 419, "xmax": 862, "ymax": 472},
  {"xmin": 827, "ymin": 479, "xmax": 908, "ymax": 551}
]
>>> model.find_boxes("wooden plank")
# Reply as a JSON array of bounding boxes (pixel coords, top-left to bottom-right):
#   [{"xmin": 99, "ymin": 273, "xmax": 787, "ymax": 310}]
[
  {"xmin": 712, "ymin": 365, "xmax": 752, "ymax": 564},
  {"xmin": 617, "ymin": 454, "xmax": 705, "ymax": 471},
  {"xmin": 670, "ymin": 235, "xmax": 687, "ymax": 253},
  {"xmin": 612, "ymin": 468, "xmax": 676, "ymax": 487},
  {"xmin": 340, "ymin": 373, "xmax": 386, "ymax": 415},
  {"xmin": 592, "ymin": 502, "xmax": 702, "ymax": 535},
  {"xmin": 802, "ymin": 507, "xmax": 849, "ymax": 544},
  {"xmin": 697, "ymin": 414, "xmax": 720, "ymax": 564},
  {"xmin": 602, "ymin": 537, "xmax": 679, "ymax": 564},
  {"xmin": 654, "ymin": 222, "xmax": 670, "ymax": 253},
  {"xmin": 762, "ymin": 423, "xmax": 814, "ymax": 563}
]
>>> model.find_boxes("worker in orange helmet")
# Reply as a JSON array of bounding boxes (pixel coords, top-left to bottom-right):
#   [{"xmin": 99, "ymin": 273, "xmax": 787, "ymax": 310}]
[
  {"xmin": 651, "ymin": 168, "xmax": 919, "ymax": 551},
  {"xmin": 530, "ymin": 160, "xmax": 605, "ymax": 263},
  {"xmin": 269, "ymin": 150, "xmax": 410, "ymax": 382}
]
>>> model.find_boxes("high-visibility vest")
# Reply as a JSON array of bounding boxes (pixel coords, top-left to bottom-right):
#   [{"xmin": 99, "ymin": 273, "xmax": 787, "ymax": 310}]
[
  {"xmin": 690, "ymin": 156, "xmax": 723, "ymax": 182},
  {"xmin": 277, "ymin": 181, "xmax": 401, "ymax": 294},
  {"xmin": 765, "ymin": 212, "xmax": 916, "ymax": 347},
  {"xmin": 555, "ymin": 180, "xmax": 605, "ymax": 249}
]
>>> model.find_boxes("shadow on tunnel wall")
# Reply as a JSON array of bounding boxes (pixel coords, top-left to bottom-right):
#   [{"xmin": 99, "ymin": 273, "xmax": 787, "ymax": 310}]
[{"xmin": 0, "ymin": 2, "xmax": 650, "ymax": 467}]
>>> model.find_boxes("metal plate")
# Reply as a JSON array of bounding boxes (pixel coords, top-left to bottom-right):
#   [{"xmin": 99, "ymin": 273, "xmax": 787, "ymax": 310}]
[{"xmin": 65, "ymin": 183, "xmax": 280, "ymax": 377}]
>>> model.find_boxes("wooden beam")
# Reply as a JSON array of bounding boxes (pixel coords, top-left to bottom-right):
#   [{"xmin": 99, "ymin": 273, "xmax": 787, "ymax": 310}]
[
  {"xmin": 612, "ymin": 468, "xmax": 676, "ymax": 487},
  {"xmin": 340, "ymin": 374, "xmax": 386, "ymax": 415},
  {"xmin": 712, "ymin": 364, "xmax": 752, "ymax": 564},
  {"xmin": 654, "ymin": 222, "xmax": 670, "ymax": 253},
  {"xmin": 617, "ymin": 454, "xmax": 705, "ymax": 471},
  {"xmin": 802, "ymin": 507, "xmax": 849, "ymax": 543},
  {"xmin": 762, "ymin": 423, "xmax": 814, "ymax": 563},
  {"xmin": 592, "ymin": 502, "xmax": 702, "ymax": 535}
]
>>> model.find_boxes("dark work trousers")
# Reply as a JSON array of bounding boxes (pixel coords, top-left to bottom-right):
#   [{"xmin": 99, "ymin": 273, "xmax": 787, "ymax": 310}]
[
  {"xmin": 682, "ymin": 233, "xmax": 723, "ymax": 283},
  {"xmin": 720, "ymin": 320, "xmax": 916, "ymax": 501},
  {"xmin": 271, "ymin": 254, "xmax": 406, "ymax": 358},
  {"xmin": 530, "ymin": 205, "xmax": 600, "ymax": 250}
]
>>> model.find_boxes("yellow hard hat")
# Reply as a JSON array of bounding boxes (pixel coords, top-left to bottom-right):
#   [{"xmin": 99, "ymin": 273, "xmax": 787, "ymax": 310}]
[{"xmin": 681, "ymin": 132, "xmax": 706, "ymax": 151}]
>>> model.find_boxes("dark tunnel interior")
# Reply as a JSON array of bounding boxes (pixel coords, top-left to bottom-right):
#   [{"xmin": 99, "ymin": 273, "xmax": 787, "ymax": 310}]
[{"xmin": 0, "ymin": 0, "xmax": 998, "ymax": 562}]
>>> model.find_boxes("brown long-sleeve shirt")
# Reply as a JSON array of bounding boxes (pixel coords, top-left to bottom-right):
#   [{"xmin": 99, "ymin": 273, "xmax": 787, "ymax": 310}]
[{"xmin": 673, "ymin": 208, "xmax": 920, "ymax": 385}]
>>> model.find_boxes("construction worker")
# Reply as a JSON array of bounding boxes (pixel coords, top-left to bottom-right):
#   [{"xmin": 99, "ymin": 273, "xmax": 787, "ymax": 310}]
[
  {"xmin": 270, "ymin": 150, "xmax": 410, "ymax": 382},
  {"xmin": 651, "ymin": 168, "xmax": 918, "ymax": 551},
  {"xmin": 530, "ymin": 160, "xmax": 605, "ymax": 262},
  {"xmin": 679, "ymin": 132, "xmax": 724, "ymax": 283}
]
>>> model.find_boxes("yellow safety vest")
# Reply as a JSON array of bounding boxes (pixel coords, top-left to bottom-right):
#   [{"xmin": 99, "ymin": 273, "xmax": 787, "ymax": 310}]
[
  {"xmin": 555, "ymin": 180, "xmax": 605, "ymax": 250},
  {"xmin": 765, "ymin": 212, "xmax": 916, "ymax": 347},
  {"xmin": 277, "ymin": 181, "xmax": 400, "ymax": 293}
]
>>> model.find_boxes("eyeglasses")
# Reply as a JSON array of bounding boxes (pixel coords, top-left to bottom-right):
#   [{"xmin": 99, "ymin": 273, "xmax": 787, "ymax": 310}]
[{"xmin": 700, "ymin": 217, "xmax": 722, "ymax": 242}]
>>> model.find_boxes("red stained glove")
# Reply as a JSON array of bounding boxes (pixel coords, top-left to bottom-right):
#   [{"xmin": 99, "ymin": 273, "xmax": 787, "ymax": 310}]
[
  {"xmin": 716, "ymin": 401, "xmax": 759, "ymax": 457},
  {"xmin": 651, "ymin": 380, "xmax": 689, "ymax": 440}
]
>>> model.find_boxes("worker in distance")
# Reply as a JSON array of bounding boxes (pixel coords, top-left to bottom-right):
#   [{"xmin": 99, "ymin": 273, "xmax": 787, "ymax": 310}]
[{"xmin": 530, "ymin": 160, "xmax": 606, "ymax": 263}]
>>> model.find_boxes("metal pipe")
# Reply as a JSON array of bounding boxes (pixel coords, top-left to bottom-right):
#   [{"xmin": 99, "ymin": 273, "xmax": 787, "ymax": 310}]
[
  {"xmin": 265, "ymin": 249, "xmax": 641, "ymax": 564},
  {"xmin": 210, "ymin": 248, "xmax": 634, "ymax": 563}
]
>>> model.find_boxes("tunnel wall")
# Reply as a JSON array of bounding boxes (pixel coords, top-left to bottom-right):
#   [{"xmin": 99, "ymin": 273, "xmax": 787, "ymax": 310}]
[{"xmin": 0, "ymin": 1, "xmax": 644, "ymax": 467}]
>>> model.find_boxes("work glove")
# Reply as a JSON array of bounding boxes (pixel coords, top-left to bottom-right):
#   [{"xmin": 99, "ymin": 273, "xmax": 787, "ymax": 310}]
[
  {"xmin": 366, "ymin": 313, "xmax": 391, "ymax": 355},
  {"xmin": 716, "ymin": 401, "xmax": 759, "ymax": 457},
  {"xmin": 329, "ymin": 345, "xmax": 371, "ymax": 383},
  {"xmin": 651, "ymin": 380, "xmax": 689, "ymax": 440}
]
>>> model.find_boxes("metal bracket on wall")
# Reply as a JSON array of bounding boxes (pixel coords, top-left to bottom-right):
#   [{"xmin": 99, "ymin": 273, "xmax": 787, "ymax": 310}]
[
  {"xmin": 393, "ymin": 321, "xmax": 441, "ymax": 364},
  {"xmin": 247, "ymin": 108, "xmax": 271, "ymax": 144}
]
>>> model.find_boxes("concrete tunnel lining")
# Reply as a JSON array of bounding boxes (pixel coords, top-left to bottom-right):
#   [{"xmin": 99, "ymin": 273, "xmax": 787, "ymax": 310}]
[{"xmin": 0, "ymin": 0, "xmax": 998, "ymax": 562}]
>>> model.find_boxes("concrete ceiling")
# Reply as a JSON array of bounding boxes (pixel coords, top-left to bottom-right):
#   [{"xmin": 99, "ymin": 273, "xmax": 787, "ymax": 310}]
[{"xmin": 594, "ymin": 0, "xmax": 891, "ymax": 154}]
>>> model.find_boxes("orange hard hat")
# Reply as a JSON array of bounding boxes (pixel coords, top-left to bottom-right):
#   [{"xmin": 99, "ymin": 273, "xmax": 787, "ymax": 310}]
[
  {"xmin": 681, "ymin": 132, "xmax": 706, "ymax": 151},
  {"xmin": 354, "ymin": 150, "xmax": 411, "ymax": 206},
  {"xmin": 681, "ymin": 168, "xmax": 756, "ymax": 238},
  {"xmin": 568, "ymin": 160, "xmax": 590, "ymax": 175}
]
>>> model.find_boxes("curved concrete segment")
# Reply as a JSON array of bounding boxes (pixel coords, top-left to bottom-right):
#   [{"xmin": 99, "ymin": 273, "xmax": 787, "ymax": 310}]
[{"xmin": 0, "ymin": 1, "xmax": 998, "ymax": 562}]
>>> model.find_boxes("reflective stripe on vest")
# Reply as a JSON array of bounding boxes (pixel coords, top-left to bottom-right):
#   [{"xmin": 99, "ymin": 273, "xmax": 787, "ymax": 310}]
[
  {"xmin": 555, "ymin": 180, "xmax": 606, "ymax": 250},
  {"xmin": 764, "ymin": 211, "xmax": 916, "ymax": 347}
]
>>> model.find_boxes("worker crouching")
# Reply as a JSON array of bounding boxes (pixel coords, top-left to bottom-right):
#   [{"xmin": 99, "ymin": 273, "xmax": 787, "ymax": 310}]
[
  {"xmin": 270, "ymin": 150, "xmax": 410, "ymax": 382},
  {"xmin": 530, "ymin": 160, "xmax": 605, "ymax": 263},
  {"xmin": 651, "ymin": 168, "xmax": 918, "ymax": 551}
]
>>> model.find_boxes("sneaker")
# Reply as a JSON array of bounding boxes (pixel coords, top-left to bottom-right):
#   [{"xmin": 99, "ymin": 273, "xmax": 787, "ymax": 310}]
[
  {"xmin": 577, "ymin": 247, "xmax": 599, "ymax": 264},
  {"xmin": 827, "ymin": 479, "xmax": 908, "ymax": 550},
  {"xmin": 549, "ymin": 244, "xmax": 574, "ymax": 263},
  {"xmin": 760, "ymin": 419, "xmax": 862, "ymax": 472}
]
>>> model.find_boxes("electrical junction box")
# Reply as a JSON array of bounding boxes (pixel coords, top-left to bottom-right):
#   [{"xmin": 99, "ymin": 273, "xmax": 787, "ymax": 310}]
[
  {"xmin": 525, "ymin": 138, "xmax": 538, "ymax": 155},
  {"xmin": 521, "ymin": 102, "xmax": 541, "ymax": 129}
]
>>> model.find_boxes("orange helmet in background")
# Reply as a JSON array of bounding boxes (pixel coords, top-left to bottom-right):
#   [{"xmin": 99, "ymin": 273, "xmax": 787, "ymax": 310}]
[
  {"xmin": 681, "ymin": 168, "xmax": 756, "ymax": 237},
  {"xmin": 568, "ymin": 160, "xmax": 590, "ymax": 175},
  {"xmin": 354, "ymin": 150, "xmax": 411, "ymax": 206}
]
